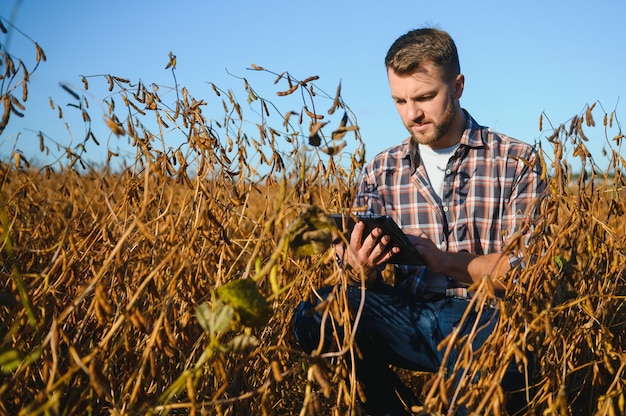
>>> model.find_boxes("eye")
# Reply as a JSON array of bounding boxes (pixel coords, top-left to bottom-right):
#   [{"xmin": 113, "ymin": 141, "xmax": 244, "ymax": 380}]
[{"xmin": 416, "ymin": 95, "xmax": 434, "ymax": 102}]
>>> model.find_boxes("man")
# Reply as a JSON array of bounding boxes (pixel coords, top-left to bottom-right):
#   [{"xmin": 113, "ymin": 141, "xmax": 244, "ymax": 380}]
[{"xmin": 293, "ymin": 28, "xmax": 546, "ymax": 415}]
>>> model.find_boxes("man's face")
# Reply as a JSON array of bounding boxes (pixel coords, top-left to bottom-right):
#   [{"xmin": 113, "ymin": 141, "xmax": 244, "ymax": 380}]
[{"xmin": 388, "ymin": 62, "xmax": 464, "ymax": 149}]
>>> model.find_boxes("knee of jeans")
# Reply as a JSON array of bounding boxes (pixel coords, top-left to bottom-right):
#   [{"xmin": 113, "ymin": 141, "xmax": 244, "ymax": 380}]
[{"xmin": 292, "ymin": 300, "xmax": 322, "ymax": 354}]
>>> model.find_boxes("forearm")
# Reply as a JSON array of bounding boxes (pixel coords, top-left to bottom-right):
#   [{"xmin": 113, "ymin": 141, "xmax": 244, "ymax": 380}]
[{"xmin": 437, "ymin": 251, "xmax": 511, "ymax": 291}]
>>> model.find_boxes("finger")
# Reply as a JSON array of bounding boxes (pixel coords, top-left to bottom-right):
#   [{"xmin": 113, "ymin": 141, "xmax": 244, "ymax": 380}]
[
  {"xmin": 348, "ymin": 222, "xmax": 372, "ymax": 267},
  {"xmin": 372, "ymin": 234, "xmax": 396, "ymax": 263},
  {"xmin": 371, "ymin": 233, "xmax": 389, "ymax": 256},
  {"xmin": 380, "ymin": 245, "xmax": 400, "ymax": 263},
  {"xmin": 405, "ymin": 233, "xmax": 421, "ymax": 245},
  {"xmin": 360, "ymin": 225, "xmax": 384, "ymax": 254},
  {"xmin": 350, "ymin": 221, "xmax": 366, "ymax": 249}
]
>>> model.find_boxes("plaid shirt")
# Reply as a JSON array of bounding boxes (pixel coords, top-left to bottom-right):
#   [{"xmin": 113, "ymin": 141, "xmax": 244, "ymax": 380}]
[{"xmin": 354, "ymin": 111, "xmax": 546, "ymax": 296}]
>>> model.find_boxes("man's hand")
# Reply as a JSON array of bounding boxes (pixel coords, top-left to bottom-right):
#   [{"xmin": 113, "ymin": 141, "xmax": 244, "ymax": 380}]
[
  {"xmin": 407, "ymin": 233, "xmax": 447, "ymax": 274},
  {"xmin": 335, "ymin": 221, "xmax": 399, "ymax": 286}
]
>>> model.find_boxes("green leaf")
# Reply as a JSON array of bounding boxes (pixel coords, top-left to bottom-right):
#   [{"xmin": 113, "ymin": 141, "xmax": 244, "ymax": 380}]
[
  {"xmin": 196, "ymin": 299, "xmax": 234, "ymax": 335},
  {"xmin": 226, "ymin": 334, "xmax": 260, "ymax": 353},
  {"xmin": 216, "ymin": 278, "xmax": 272, "ymax": 328},
  {"xmin": 0, "ymin": 348, "xmax": 23, "ymax": 374},
  {"xmin": 554, "ymin": 255, "xmax": 564, "ymax": 269},
  {"xmin": 287, "ymin": 205, "xmax": 335, "ymax": 257}
]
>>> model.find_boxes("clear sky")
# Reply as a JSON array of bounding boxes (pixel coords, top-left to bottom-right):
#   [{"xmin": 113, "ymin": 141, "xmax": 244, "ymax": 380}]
[{"xmin": 1, "ymin": 0, "xmax": 625, "ymax": 171}]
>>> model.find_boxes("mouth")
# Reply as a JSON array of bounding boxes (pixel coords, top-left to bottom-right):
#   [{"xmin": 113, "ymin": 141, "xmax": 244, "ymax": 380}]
[{"xmin": 410, "ymin": 122, "xmax": 429, "ymax": 133}]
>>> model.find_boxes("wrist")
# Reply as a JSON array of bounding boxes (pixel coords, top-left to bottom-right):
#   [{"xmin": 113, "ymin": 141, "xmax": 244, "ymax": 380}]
[
  {"xmin": 343, "ymin": 264, "xmax": 384, "ymax": 287},
  {"xmin": 435, "ymin": 250, "xmax": 476, "ymax": 285},
  {"xmin": 365, "ymin": 265, "xmax": 385, "ymax": 287}
]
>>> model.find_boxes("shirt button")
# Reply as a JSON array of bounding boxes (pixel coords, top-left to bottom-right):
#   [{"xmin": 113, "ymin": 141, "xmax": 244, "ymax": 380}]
[
  {"xmin": 445, "ymin": 169, "xmax": 451, "ymax": 175},
  {"xmin": 443, "ymin": 206, "xmax": 449, "ymax": 212},
  {"xmin": 438, "ymin": 241, "xmax": 446, "ymax": 249}
]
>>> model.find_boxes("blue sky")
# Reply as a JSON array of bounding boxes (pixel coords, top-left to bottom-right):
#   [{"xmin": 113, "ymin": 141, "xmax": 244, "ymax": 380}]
[{"xmin": 1, "ymin": 0, "xmax": 625, "ymax": 171}]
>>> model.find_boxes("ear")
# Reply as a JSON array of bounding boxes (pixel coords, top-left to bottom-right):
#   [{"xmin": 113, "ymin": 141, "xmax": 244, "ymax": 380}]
[{"xmin": 454, "ymin": 74, "xmax": 465, "ymax": 99}]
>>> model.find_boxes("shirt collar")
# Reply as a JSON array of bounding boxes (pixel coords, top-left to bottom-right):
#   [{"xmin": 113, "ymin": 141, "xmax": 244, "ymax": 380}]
[{"xmin": 460, "ymin": 110, "xmax": 486, "ymax": 149}]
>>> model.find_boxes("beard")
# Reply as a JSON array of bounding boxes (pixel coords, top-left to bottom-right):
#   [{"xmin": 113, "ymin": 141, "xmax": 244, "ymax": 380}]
[{"xmin": 408, "ymin": 102, "xmax": 457, "ymax": 147}]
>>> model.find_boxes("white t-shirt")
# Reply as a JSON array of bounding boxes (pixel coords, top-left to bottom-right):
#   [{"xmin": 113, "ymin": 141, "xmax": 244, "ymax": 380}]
[{"xmin": 418, "ymin": 143, "xmax": 459, "ymax": 201}]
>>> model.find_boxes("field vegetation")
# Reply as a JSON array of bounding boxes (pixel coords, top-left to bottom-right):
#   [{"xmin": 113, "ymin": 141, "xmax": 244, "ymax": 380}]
[{"xmin": 1, "ymin": 20, "xmax": 625, "ymax": 415}]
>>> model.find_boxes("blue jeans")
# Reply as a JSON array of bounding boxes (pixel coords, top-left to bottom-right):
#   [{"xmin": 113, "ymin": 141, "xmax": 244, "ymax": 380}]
[{"xmin": 293, "ymin": 284, "xmax": 529, "ymax": 415}]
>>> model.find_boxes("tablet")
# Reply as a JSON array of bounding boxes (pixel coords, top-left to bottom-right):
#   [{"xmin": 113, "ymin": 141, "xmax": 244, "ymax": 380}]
[{"xmin": 330, "ymin": 214, "xmax": 426, "ymax": 266}]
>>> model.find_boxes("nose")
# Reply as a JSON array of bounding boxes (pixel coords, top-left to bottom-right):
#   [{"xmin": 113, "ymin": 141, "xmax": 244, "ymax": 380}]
[{"xmin": 405, "ymin": 101, "xmax": 424, "ymax": 121}]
